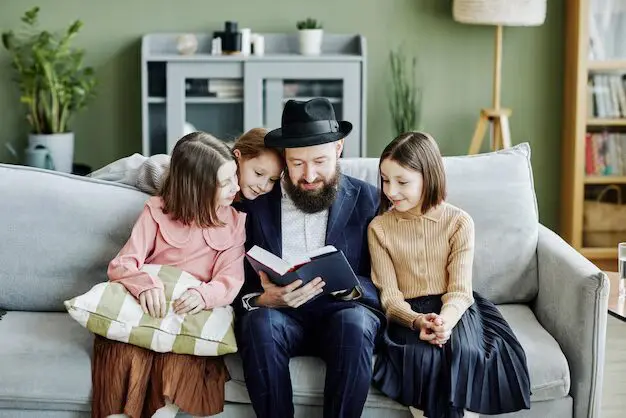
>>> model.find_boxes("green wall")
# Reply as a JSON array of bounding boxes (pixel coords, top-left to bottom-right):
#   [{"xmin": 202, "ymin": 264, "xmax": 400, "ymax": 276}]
[{"xmin": 0, "ymin": 0, "xmax": 564, "ymax": 229}]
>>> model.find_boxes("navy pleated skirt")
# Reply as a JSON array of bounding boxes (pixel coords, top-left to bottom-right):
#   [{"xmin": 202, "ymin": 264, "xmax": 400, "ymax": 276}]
[{"xmin": 373, "ymin": 293, "xmax": 531, "ymax": 418}]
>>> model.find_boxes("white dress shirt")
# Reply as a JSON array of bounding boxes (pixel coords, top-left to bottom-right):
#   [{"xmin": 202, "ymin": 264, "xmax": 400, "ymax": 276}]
[{"xmin": 280, "ymin": 183, "xmax": 329, "ymax": 265}]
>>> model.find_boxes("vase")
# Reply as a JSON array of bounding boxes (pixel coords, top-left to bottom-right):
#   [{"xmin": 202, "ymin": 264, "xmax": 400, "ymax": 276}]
[
  {"xmin": 298, "ymin": 29, "xmax": 324, "ymax": 55},
  {"xmin": 28, "ymin": 132, "xmax": 74, "ymax": 173}
]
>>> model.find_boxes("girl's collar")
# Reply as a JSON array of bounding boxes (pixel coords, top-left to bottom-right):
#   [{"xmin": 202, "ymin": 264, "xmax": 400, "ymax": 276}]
[{"xmin": 393, "ymin": 202, "xmax": 446, "ymax": 222}]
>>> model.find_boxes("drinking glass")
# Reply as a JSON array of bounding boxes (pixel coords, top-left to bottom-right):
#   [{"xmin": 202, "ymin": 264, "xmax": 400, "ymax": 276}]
[{"xmin": 618, "ymin": 242, "xmax": 626, "ymax": 298}]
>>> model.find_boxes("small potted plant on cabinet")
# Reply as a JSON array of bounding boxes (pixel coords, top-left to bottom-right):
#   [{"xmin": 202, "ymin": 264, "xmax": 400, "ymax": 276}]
[
  {"xmin": 2, "ymin": 7, "xmax": 97, "ymax": 173},
  {"xmin": 297, "ymin": 18, "xmax": 324, "ymax": 56}
]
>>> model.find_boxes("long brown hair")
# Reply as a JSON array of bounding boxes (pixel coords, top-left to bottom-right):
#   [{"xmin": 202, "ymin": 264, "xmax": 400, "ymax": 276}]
[
  {"xmin": 378, "ymin": 131, "xmax": 447, "ymax": 215},
  {"xmin": 160, "ymin": 131, "xmax": 233, "ymax": 227},
  {"xmin": 233, "ymin": 127, "xmax": 284, "ymax": 163}
]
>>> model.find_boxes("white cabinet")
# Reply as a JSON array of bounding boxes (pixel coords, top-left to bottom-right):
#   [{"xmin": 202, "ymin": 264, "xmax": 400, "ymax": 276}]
[{"xmin": 141, "ymin": 33, "xmax": 367, "ymax": 157}]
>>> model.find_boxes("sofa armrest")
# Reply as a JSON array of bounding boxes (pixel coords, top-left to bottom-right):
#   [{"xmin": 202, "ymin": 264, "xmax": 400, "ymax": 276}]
[{"xmin": 534, "ymin": 225, "xmax": 609, "ymax": 418}]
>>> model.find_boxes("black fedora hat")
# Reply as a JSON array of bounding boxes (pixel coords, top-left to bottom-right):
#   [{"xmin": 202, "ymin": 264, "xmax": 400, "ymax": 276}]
[{"xmin": 265, "ymin": 98, "xmax": 352, "ymax": 148}]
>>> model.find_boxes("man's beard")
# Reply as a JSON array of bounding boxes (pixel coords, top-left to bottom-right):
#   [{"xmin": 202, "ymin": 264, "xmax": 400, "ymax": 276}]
[{"xmin": 283, "ymin": 163, "xmax": 340, "ymax": 214}]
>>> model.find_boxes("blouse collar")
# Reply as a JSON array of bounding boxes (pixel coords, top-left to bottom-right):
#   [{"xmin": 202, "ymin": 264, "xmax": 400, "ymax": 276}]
[{"xmin": 393, "ymin": 202, "xmax": 445, "ymax": 222}]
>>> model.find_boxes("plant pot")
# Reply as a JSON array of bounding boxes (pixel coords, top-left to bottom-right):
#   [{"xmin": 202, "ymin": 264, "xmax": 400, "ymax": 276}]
[
  {"xmin": 298, "ymin": 29, "xmax": 324, "ymax": 55},
  {"xmin": 28, "ymin": 132, "xmax": 74, "ymax": 173}
]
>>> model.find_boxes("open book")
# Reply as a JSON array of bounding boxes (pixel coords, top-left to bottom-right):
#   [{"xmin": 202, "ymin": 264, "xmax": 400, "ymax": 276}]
[{"xmin": 245, "ymin": 245, "xmax": 361, "ymax": 294}]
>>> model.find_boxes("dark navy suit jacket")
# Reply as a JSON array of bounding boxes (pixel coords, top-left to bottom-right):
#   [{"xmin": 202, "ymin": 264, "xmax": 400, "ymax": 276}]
[{"xmin": 233, "ymin": 174, "xmax": 382, "ymax": 318}]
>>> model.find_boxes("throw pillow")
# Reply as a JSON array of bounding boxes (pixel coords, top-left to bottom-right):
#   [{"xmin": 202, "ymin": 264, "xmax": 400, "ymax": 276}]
[{"xmin": 64, "ymin": 264, "xmax": 237, "ymax": 356}]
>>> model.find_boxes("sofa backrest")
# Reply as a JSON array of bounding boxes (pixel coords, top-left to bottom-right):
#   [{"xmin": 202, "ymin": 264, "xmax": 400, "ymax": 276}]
[
  {"xmin": 340, "ymin": 143, "xmax": 539, "ymax": 304},
  {"xmin": 0, "ymin": 164, "xmax": 150, "ymax": 311},
  {"xmin": 0, "ymin": 143, "xmax": 538, "ymax": 311}
]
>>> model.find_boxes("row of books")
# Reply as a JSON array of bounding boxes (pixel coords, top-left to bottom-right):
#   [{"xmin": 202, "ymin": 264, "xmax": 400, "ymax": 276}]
[
  {"xmin": 185, "ymin": 79, "xmax": 243, "ymax": 98},
  {"xmin": 585, "ymin": 132, "xmax": 626, "ymax": 176},
  {"xmin": 587, "ymin": 74, "xmax": 626, "ymax": 118}
]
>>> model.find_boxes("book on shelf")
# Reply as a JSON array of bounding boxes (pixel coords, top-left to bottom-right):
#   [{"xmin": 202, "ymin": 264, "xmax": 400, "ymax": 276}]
[
  {"xmin": 245, "ymin": 245, "xmax": 361, "ymax": 294},
  {"xmin": 585, "ymin": 132, "xmax": 626, "ymax": 176},
  {"xmin": 587, "ymin": 74, "xmax": 626, "ymax": 119}
]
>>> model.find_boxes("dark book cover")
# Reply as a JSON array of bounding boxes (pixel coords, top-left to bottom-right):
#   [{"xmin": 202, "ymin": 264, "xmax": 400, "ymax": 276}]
[{"xmin": 245, "ymin": 249, "xmax": 361, "ymax": 294}]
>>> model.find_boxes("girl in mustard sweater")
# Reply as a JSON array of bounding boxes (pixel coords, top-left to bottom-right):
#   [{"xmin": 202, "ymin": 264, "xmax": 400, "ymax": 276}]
[{"xmin": 368, "ymin": 132, "xmax": 530, "ymax": 418}]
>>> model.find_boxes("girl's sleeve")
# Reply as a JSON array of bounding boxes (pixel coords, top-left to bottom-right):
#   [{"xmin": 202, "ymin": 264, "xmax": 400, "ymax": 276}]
[
  {"xmin": 368, "ymin": 220, "xmax": 422, "ymax": 329},
  {"xmin": 193, "ymin": 213, "xmax": 247, "ymax": 309},
  {"xmin": 440, "ymin": 213, "xmax": 475, "ymax": 327},
  {"xmin": 107, "ymin": 206, "xmax": 163, "ymax": 298}
]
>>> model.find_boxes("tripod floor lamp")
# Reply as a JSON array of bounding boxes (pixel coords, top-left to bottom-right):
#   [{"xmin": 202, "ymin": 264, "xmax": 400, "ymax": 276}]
[{"xmin": 453, "ymin": 0, "xmax": 547, "ymax": 154}]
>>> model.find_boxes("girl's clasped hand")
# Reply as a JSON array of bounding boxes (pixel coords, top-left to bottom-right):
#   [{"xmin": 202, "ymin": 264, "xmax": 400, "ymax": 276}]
[{"xmin": 414, "ymin": 313, "xmax": 452, "ymax": 347}]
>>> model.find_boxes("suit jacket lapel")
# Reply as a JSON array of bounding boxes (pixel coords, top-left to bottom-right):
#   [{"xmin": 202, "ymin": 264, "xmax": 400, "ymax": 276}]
[
  {"xmin": 326, "ymin": 175, "xmax": 358, "ymax": 246},
  {"xmin": 256, "ymin": 185, "xmax": 282, "ymax": 256}
]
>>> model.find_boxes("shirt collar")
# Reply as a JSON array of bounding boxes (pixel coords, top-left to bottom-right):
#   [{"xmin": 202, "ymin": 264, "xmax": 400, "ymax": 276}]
[{"xmin": 394, "ymin": 202, "xmax": 445, "ymax": 222}]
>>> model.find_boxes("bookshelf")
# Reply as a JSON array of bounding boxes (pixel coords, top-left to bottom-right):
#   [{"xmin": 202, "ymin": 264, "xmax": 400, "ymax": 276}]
[{"xmin": 562, "ymin": 0, "xmax": 626, "ymax": 264}]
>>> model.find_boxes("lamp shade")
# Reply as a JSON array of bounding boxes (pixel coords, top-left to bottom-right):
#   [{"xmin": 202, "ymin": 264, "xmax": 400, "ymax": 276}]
[{"xmin": 453, "ymin": 0, "xmax": 547, "ymax": 27}]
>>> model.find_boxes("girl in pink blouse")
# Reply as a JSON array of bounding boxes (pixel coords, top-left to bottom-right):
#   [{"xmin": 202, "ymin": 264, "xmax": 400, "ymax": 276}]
[{"xmin": 92, "ymin": 132, "xmax": 246, "ymax": 418}]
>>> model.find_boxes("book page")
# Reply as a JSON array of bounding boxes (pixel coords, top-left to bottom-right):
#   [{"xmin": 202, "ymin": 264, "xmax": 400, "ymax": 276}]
[{"xmin": 246, "ymin": 246, "xmax": 292, "ymax": 275}]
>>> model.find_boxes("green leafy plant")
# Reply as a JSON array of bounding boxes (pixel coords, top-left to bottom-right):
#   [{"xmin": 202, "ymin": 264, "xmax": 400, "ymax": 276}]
[
  {"xmin": 388, "ymin": 46, "xmax": 422, "ymax": 136},
  {"xmin": 1, "ymin": 7, "xmax": 97, "ymax": 134},
  {"xmin": 297, "ymin": 18, "xmax": 323, "ymax": 30}
]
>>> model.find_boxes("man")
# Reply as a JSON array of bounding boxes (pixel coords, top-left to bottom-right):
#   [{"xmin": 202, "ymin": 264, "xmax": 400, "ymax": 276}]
[{"xmin": 234, "ymin": 98, "xmax": 383, "ymax": 418}]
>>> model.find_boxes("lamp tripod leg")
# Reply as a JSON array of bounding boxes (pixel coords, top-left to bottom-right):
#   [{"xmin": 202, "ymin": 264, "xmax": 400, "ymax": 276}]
[{"xmin": 468, "ymin": 112, "xmax": 489, "ymax": 155}]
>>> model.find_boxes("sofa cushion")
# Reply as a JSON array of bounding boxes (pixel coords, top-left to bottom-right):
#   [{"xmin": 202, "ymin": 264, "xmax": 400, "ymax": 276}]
[
  {"xmin": 225, "ymin": 303, "xmax": 569, "ymax": 404},
  {"xmin": 0, "ymin": 312, "xmax": 92, "ymax": 411},
  {"xmin": 340, "ymin": 143, "xmax": 539, "ymax": 304},
  {"xmin": 0, "ymin": 164, "xmax": 149, "ymax": 312},
  {"xmin": 224, "ymin": 355, "xmax": 410, "ymax": 411}
]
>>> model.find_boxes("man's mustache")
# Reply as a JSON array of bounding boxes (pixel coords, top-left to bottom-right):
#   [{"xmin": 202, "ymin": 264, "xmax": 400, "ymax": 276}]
[{"xmin": 298, "ymin": 178, "xmax": 324, "ymax": 185}]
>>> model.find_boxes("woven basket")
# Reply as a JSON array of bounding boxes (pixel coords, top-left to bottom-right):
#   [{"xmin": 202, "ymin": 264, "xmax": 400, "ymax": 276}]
[
  {"xmin": 583, "ymin": 185, "xmax": 626, "ymax": 247},
  {"xmin": 452, "ymin": 0, "xmax": 547, "ymax": 26}
]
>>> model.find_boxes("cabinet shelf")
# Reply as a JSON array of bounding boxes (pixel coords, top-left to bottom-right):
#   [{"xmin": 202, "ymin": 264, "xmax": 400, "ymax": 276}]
[
  {"xmin": 185, "ymin": 97, "xmax": 243, "ymax": 104},
  {"xmin": 585, "ymin": 176, "xmax": 626, "ymax": 184},
  {"xmin": 588, "ymin": 60, "xmax": 626, "ymax": 71},
  {"xmin": 580, "ymin": 247, "xmax": 617, "ymax": 259},
  {"xmin": 148, "ymin": 97, "xmax": 244, "ymax": 104},
  {"xmin": 587, "ymin": 118, "xmax": 626, "ymax": 126},
  {"xmin": 282, "ymin": 96, "xmax": 341, "ymax": 104}
]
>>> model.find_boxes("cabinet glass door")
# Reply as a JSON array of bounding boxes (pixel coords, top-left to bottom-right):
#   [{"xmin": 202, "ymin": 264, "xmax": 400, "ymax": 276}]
[
  {"xmin": 264, "ymin": 79, "xmax": 344, "ymax": 128},
  {"xmin": 167, "ymin": 63, "xmax": 244, "ymax": 153},
  {"xmin": 244, "ymin": 62, "xmax": 362, "ymax": 157}
]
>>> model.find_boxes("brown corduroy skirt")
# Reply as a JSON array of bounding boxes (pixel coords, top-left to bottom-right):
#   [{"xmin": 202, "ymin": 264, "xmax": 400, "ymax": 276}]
[{"xmin": 91, "ymin": 336, "xmax": 229, "ymax": 418}]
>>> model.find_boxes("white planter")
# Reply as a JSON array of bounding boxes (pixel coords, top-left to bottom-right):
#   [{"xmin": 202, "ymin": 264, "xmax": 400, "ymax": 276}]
[
  {"xmin": 28, "ymin": 132, "xmax": 74, "ymax": 173},
  {"xmin": 298, "ymin": 29, "xmax": 324, "ymax": 55}
]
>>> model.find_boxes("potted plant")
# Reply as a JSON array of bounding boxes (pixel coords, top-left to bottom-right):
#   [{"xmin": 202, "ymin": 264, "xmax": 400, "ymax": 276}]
[
  {"xmin": 296, "ymin": 18, "xmax": 323, "ymax": 56},
  {"xmin": 388, "ymin": 46, "xmax": 423, "ymax": 136},
  {"xmin": 2, "ymin": 7, "xmax": 97, "ymax": 173}
]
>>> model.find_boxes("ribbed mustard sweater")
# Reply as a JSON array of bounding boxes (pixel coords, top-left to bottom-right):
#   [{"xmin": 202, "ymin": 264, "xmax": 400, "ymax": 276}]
[{"xmin": 368, "ymin": 202, "xmax": 475, "ymax": 329}]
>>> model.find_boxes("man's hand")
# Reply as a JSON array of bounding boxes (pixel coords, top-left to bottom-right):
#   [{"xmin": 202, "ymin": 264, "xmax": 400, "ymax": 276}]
[
  {"xmin": 173, "ymin": 289, "xmax": 206, "ymax": 315},
  {"xmin": 255, "ymin": 271, "xmax": 325, "ymax": 308},
  {"xmin": 139, "ymin": 287, "xmax": 167, "ymax": 318}
]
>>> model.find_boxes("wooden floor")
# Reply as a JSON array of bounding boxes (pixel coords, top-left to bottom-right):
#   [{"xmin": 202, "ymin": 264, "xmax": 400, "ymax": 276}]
[{"xmin": 601, "ymin": 315, "xmax": 626, "ymax": 418}]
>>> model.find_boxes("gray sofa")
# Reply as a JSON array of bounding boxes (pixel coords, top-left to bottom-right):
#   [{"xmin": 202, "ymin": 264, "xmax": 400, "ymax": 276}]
[{"xmin": 0, "ymin": 143, "xmax": 608, "ymax": 418}]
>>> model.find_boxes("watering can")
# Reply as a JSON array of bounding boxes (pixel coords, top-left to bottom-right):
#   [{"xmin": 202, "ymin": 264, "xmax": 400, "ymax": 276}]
[{"xmin": 5, "ymin": 142, "xmax": 55, "ymax": 170}]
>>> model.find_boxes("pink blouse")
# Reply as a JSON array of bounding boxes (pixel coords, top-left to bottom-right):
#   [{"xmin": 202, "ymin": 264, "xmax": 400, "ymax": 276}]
[{"xmin": 107, "ymin": 196, "xmax": 247, "ymax": 309}]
